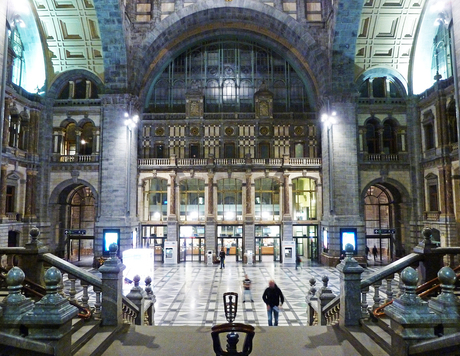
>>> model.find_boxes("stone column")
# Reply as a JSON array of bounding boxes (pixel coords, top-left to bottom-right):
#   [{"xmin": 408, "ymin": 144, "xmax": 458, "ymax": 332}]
[
  {"xmin": 174, "ymin": 0, "xmax": 184, "ymax": 10},
  {"xmin": 99, "ymin": 244, "xmax": 125, "ymax": 326},
  {"xmin": 378, "ymin": 128, "xmax": 384, "ymax": 154},
  {"xmin": 95, "ymin": 94, "xmax": 139, "ymax": 256},
  {"xmin": 92, "ymin": 127, "xmax": 100, "ymax": 154},
  {"xmin": 438, "ymin": 164, "xmax": 454, "ymax": 216},
  {"xmin": 336, "ymin": 244, "xmax": 364, "ymax": 326},
  {"xmin": 273, "ymin": 0, "xmax": 282, "ymax": 11},
  {"xmin": 296, "ymin": 0, "xmax": 306, "ymax": 22},
  {"xmin": 169, "ymin": 173, "xmax": 176, "ymax": 216},
  {"xmin": 320, "ymin": 96, "xmax": 365, "ymax": 265},
  {"xmin": 2, "ymin": 98, "xmax": 10, "ymax": 149},
  {"xmin": 24, "ymin": 169, "xmax": 38, "ymax": 221},
  {"xmin": 19, "ymin": 108, "xmax": 29, "ymax": 151},
  {"xmin": 207, "ymin": 172, "xmax": 214, "ymax": 215},
  {"xmin": 0, "ymin": 163, "xmax": 7, "ymax": 220},
  {"xmin": 206, "ymin": 172, "xmax": 216, "ymax": 261},
  {"xmin": 75, "ymin": 128, "xmax": 82, "ymax": 155},
  {"xmin": 152, "ymin": 0, "xmax": 161, "ymax": 23},
  {"xmin": 283, "ymin": 171, "xmax": 290, "ymax": 217}
]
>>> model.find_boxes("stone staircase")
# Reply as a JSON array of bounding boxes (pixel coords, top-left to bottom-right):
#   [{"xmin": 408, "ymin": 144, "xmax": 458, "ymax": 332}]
[{"xmin": 70, "ymin": 318, "xmax": 126, "ymax": 356}]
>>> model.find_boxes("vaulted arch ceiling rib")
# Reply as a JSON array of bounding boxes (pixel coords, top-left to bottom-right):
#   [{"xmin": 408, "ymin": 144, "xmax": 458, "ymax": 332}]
[{"xmin": 355, "ymin": 0, "xmax": 425, "ymax": 88}]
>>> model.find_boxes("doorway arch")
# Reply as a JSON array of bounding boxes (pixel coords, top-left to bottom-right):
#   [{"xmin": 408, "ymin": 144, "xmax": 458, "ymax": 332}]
[
  {"xmin": 361, "ymin": 180, "xmax": 409, "ymax": 264},
  {"xmin": 49, "ymin": 180, "xmax": 98, "ymax": 261}
]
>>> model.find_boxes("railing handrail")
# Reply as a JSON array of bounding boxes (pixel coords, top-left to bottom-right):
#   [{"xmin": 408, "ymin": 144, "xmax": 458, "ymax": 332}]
[
  {"xmin": 360, "ymin": 252, "xmax": 423, "ymax": 289},
  {"xmin": 322, "ymin": 252, "xmax": 424, "ymax": 317},
  {"xmin": 41, "ymin": 253, "xmax": 102, "ymax": 288}
]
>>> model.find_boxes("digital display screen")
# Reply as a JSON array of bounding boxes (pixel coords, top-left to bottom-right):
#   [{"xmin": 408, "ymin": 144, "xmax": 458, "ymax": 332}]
[
  {"xmin": 340, "ymin": 228, "xmax": 357, "ymax": 254},
  {"xmin": 103, "ymin": 229, "xmax": 120, "ymax": 255}
]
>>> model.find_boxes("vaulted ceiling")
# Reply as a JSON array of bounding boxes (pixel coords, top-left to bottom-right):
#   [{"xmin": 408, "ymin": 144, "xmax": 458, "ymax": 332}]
[
  {"xmin": 32, "ymin": 0, "xmax": 104, "ymax": 82},
  {"xmin": 16, "ymin": 0, "xmax": 435, "ymax": 94}
]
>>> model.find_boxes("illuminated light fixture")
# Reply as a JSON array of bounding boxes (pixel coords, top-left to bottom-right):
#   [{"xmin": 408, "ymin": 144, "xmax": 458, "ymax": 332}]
[
  {"xmin": 321, "ymin": 111, "xmax": 337, "ymax": 126},
  {"xmin": 81, "ymin": 139, "xmax": 86, "ymax": 145},
  {"xmin": 124, "ymin": 112, "xmax": 139, "ymax": 130}
]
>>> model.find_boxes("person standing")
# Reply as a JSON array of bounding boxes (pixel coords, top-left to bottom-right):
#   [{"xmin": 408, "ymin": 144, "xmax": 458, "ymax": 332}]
[
  {"xmin": 372, "ymin": 245, "xmax": 378, "ymax": 261},
  {"xmin": 219, "ymin": 248, "xmax": 226, "ymax": 269},
  {"xmin": 295, "ymin": 254, "xmax": 301, "ymax": 270},
  {"xmin": 262, "ymin": 280, "xmax": 284, "ymax": 326},
  {"xmin": 242, "ymin": 274, "xmax": 254, "ymax": 303}
]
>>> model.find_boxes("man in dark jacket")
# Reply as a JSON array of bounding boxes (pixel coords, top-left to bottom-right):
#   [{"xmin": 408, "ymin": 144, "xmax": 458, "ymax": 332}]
[{"xmin": 262, "ymin": 280, "xmax": 284, "ymax": 326}]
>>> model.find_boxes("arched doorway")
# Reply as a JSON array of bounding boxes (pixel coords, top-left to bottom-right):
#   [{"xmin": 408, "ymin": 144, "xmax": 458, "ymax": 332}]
[
  {"xmin": 364, "ymin": 184, "xmax": 401, "ymax": 265},
  {"xmin": 53, "ymin": 183, "xmax": 97, "ymax": 265}
]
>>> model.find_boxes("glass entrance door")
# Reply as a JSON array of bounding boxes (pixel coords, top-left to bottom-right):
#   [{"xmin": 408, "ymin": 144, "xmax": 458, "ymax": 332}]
[
  {"xmin": 255, "ymin": 225, "xmax": 280, "ymax": 262},
  {"xmin": 217, "ymin": 225, "xmax": 243, "ymax": 262},
  {"xmin": 179, "ymin": 225, "xmax": 205, "ymax": 262},
  {"xmin": 141, "ymin": 225, "xmax": 167, "ymax": 263},
  {"xmin": 179, "ymin": 237, "xmax": 205, "ymax": 262},
  {"xmin": 293, "ymin": 225, "xmax": 318, "ymax": 260}
]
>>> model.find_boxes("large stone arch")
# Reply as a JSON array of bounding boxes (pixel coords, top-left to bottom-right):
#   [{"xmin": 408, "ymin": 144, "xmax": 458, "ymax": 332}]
[
  {"xmin": 48, "ymin": 179, "xmax": 99, "ymax": 255},
  {"xmin": 134, "ymin": 0, "xmax": 327, "ymax": 107},
  {"xmin": 360, "ymin": 178, "xmax": 412, "ymax": 258}
]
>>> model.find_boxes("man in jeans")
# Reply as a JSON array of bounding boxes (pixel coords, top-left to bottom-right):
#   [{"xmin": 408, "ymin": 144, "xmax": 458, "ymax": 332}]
[{"xmin": 262, "ymin": 280, "xmax": 284, "ymax": 326}]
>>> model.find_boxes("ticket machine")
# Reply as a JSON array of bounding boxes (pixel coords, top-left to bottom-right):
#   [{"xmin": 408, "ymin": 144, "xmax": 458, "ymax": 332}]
[{"xmin": 164, "ymin": 241, "xmax": 178, "ymax": 265}]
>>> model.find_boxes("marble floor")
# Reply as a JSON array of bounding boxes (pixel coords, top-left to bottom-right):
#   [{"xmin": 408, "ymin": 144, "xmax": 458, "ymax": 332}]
[
  {"xmin": 65, "ymin": 257, "xmax": 385, "ymax": 327},
  {"xmin": 133, "ymin": 259, "xmax": 382, "ymax": 327}
]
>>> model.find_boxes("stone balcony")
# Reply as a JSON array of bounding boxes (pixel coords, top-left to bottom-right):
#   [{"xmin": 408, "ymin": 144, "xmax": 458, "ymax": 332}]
[{"xmin": 138, "ymin": 156, "xmax": 322, "ymax": 170}]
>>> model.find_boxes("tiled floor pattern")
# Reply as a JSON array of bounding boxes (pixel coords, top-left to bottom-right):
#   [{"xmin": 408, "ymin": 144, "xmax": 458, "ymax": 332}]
[
  {"xmin": 132, "ymin": 260, "xmax": 382, "ymax": 327},
  {"xmin": 63, "ymin": 259, "xmax": 386, "ymax": 327}
]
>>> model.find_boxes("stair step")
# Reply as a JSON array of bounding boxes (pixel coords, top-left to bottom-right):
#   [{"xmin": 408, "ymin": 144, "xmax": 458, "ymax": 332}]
[
  {"xmin": 71, "ymin": 319, "xmax": 101, "ymax": 354},
  {"xmin": 360, "ymin": 318, "xmax": 392, "ymax": 354},
  {"xmin": 72, "ymin": 324, "xmax": 127, "ymax": 356},
  {"xmin": 342, "ymin": 325, "xmax": 390, "ymax": 356}
]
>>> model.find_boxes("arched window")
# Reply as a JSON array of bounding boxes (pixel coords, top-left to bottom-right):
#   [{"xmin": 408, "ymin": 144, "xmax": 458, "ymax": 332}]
[
  {"xmin": 9, "ymin": 27, "xmax": 25, "ymax": 87},
  {"xmin": 217, "ymin": 179, "xmax": 242, "ymax": 221},
  {"xmin": 179, "ymin": 179, "xmax": 205, "ymax": 222},
  {"xmin": 292, "ymin": 178, "xmax": 317, "ymax": 220},
  {"xmin": 146, "ymin": 178, "xmax": 168, "ymax": 221},
  {"xmin": 366, "ymin": 119, "xmax": 380, "ymax": 154},
  {"xmin": 79, "ymin": 122, "xmax": 94, "ymax": 155},
  {"xmin": 146, "ymin": 40, "xmax": 311, "ymax": 113},
  {"xmin": 383, "ymin": 119, "xmax": 397, "ymax": 154},
  {"xmin": 255, "ymin": 178, "xmax": 280, "ymax": 221},
  {"xmin": 64, "ymin": 123, "xmax": 77, "ymax": 155}
]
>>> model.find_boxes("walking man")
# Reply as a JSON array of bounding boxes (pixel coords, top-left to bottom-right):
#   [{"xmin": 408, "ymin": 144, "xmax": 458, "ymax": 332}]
[
  {"xmin": 262, "ymin": 280, "xmax": 284, "ymax": 326},
  {"xmin": 219, "ymin": 248, "xmax": 226, "ymax": 269}
]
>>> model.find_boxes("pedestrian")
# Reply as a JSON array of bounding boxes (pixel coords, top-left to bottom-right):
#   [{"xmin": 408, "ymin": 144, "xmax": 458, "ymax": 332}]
[
  {"xmin": 262, "ymin": 280, "xmax": 284, "ymax": 326},
  {"xmin": 242, "ymin": 274, "xmax": 254, "ymax": 303},
  {"xmin": 295, "ymin": 254, "xmax": 301, "ymax": 270},
  {"xmin": 365, "ymin": 246, "xmax": 370, "ymax": 258},
  {"xmin": 372, "ymin": 245, "xmax": 378, "ymax": 260},
  {"xmin": 219, "ymin": 248, "xmax": 226, "ymax": 269}
]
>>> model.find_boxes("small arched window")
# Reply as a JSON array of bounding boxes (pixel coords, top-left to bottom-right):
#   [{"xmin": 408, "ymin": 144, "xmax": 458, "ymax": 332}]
[{"xmin": 366, "ymin": 119, "xmax": 380, "ymax": 154}]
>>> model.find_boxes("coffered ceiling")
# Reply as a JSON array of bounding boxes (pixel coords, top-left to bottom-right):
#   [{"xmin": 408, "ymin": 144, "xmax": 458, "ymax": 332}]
[
  {"xmin": 355, "ymin": 0, "xmax": 426, "ymax": 85},
  {"xmin": 32, "ymin": 0, "xmax": 104, "ymax": 82}
]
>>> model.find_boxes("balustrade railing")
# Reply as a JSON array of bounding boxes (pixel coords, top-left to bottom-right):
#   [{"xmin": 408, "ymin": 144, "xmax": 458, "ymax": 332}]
[
  {"xmin": 138, "ymin": 157, "xmax": 321, "ymax": 168},
  {"xmin": 307, "ymin": 227, "xmax": 460, "ymax": 355},
  {"xmin": 0, "ymin": 228, "xmax": 155, "ymax": 355}
]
